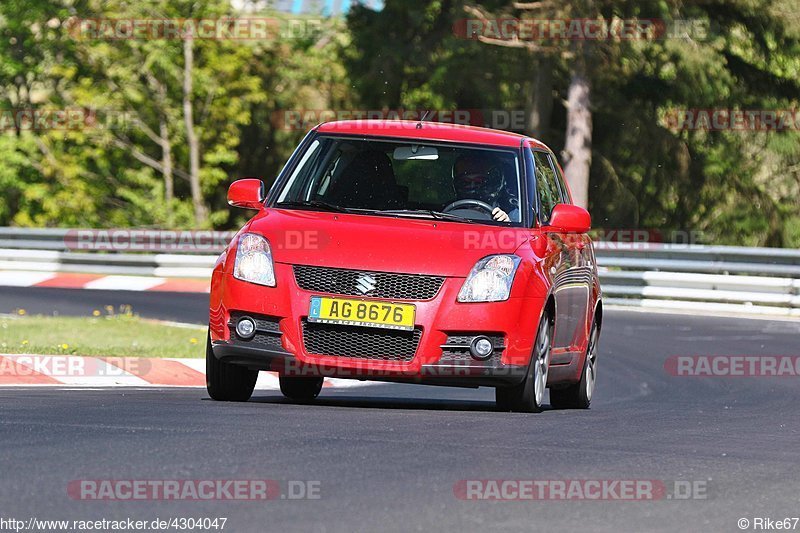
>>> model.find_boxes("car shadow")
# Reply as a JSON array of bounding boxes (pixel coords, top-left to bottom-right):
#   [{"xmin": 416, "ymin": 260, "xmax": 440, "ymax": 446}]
[{"xmin": 245, "ymin": 393, "xmax": 555, "ymax": 413}]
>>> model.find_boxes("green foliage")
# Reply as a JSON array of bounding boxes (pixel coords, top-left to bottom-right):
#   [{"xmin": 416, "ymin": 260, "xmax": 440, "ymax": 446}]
[
  {"xmin": 0, "ymin": 0, "xmax": 349, "ymax": 229},
  {"xmin": 0, "ymin": 0, "xmax": 797, "ymax": 247},
  {"xmin": 344, "ymin": 0, "xmax": 800, "ymax": 247}
]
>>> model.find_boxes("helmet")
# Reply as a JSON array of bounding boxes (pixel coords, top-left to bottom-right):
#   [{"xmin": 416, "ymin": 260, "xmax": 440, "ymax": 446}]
[{"xmin": 452, "ymin": 153, "xmax": 505, "ymax": 201}]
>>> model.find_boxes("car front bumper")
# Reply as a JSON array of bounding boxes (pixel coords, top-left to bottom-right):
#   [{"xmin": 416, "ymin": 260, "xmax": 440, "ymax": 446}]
[{"xmin": 209, "ymin": 264, "xmax": 545, "ymax": 386}]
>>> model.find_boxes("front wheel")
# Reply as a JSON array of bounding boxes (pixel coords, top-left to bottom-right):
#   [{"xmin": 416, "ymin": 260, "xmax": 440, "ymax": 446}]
[
  {"xmin": 496, "ymin": 313, "xmax": 552, "ymax": 413},
  {"xmin": 206, "ymin": 332, "xmax": 258, "ymax": 402},
  {"xmin": 550, "ymin": 321, "xmax": 599, "ymax": 409},
  {"xmin": 279, "ymin": 376, "xmax": 324, "ymax": 402}
]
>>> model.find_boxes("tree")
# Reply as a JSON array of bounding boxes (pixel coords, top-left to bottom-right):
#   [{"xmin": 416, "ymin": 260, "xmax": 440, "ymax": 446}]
[{"xmin": 182, "ymin": 36, "xmax": 206, "ymax": 224}]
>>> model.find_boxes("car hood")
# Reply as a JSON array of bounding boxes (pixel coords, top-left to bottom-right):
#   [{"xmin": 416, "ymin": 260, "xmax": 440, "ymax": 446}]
[{"xmin": 245, "ymin": 208, "xmax": 529, "ymax": 277}]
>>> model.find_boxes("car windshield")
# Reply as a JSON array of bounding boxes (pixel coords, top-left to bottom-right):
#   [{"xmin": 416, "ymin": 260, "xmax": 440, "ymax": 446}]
[{"xmin": 274, "ymin": 135, "xmax": 523, "ymax": 225}]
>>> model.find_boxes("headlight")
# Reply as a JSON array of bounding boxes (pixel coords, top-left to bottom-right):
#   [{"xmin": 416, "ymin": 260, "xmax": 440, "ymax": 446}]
[
  {"xmin": 233, "ymin": 233, "xmax": 275, "ymax": 287},
  {"xmin": 458, "ymin": 255, "xmax": 521, "ymax": 302}
]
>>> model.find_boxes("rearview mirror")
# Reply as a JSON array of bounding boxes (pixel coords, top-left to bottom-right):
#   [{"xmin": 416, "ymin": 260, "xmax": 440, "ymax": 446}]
[
  {"xmin": 547, "ymin": 204, "xmax": 591, "ymax": 233},
  {"xmin": 393, "ymin": 145, "xmax": 439, "ymax": 160},
  {"xmin": 228, "ymin": 178, "xmax": 265, "ymax": 209}
]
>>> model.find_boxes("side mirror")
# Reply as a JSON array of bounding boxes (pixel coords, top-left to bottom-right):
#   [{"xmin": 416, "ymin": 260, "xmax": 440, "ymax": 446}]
[
  {"xmin": 228, "ymin": 178, "xmax": 265, "ymax": 209},
  {"xmin": 547, "ymin": 204, "xmax": 591, "ymax": 233}
]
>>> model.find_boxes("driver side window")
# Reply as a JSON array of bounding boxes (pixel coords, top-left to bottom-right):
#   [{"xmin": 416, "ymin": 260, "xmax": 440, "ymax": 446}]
[{"xmin": 532, "ymin": 150, "xmax": 561, "ymax": 224}]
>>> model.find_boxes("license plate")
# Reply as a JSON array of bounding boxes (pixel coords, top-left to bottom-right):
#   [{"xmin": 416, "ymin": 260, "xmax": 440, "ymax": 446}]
[{"xmin": 308, "ymin": 296, "xmax": 415, "ymax": 331}]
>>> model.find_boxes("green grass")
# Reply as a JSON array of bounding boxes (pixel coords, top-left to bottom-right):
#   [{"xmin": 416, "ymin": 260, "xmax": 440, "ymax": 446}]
[{"xmin": 0, "ymin": 313, "xmax": 206, "ymax": 358}]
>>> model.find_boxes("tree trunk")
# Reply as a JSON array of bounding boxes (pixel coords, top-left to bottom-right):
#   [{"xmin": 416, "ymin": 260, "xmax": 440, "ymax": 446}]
[
  {"xmin": 153, "ymin": 79, "xmax": 174, "ymax": 211},
  {"xmin": 562, "ymin": 66, "xmax": 592, "ymax": 209},
  {"xmin": 526, "ymin": 54, "xmax": 553, "ymax": 140},
  {"xmin": 183, "ymin": 38, "xmax": 206, "ymax": 225},
  {"xmin": 159, "ymin": 117, "xmax": 174, "ymax": 221}
]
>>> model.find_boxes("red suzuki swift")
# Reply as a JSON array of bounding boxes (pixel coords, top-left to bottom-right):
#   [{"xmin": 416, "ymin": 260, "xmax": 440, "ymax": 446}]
[{"xmin": 207, "ymin": 120, "xmax": 602, "ymax": 412}]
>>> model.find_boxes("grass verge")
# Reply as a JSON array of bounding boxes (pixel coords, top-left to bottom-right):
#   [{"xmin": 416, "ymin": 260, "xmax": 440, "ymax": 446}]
[{"xmin": 0, "ymin": 314, "xmax": 205, "ymax": 358}]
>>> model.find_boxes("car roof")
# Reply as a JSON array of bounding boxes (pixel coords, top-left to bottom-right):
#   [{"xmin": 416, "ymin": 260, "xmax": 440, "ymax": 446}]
[{"xmin": 314, "ymin": 120, "xmax": 550, "ymax": 150}]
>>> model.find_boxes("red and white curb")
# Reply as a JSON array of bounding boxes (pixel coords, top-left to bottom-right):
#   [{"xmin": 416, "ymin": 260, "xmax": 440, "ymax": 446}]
[
  {"xmin": 0, "ymin": 354, "xmax": 373, "ymax": 389},
  {"xmin": 0, "ymin": 270, "xmax": 208, "ymax": 293}
]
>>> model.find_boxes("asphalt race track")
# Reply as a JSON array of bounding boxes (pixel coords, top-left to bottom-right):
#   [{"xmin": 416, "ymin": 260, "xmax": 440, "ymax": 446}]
[
  {"xmin": 2, "ymin": 286, "xmax": 800, "ymax": 532},
  {"xmin": 0, "ymin": 286, "xmax": 210, "ymax": 324}
]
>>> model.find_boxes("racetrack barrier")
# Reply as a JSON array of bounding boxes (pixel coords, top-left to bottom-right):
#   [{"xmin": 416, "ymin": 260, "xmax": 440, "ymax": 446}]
[{"xmin": 1, "ymin": 228, "xmax": 798, "ymax": 316}]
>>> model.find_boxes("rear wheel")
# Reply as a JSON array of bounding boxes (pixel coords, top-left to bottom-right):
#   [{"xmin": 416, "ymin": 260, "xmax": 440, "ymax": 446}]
[
  {"xmin": 495, "ymin": 313, "xmax": 552, "ymax": 413},
  {"xmin": 279, "ymin": 376, "xmax": 324, "ymax": 402},
  {"xmin": 206, "ymin": 332, "xmax": 258, "ymax": 402},
  {"xmin": 550, "ymin": 321, "xmax": 599, "ymax": 409}
]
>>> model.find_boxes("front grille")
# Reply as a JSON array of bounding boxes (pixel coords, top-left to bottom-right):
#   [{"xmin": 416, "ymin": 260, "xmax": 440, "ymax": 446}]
[
  {"xmin": 439, "ymin": 333, "xmax": 505, "ymax": 363},
  {"xmin": 302, "ymin": 320, "xmax": 422, "ymax": 362},
  {"xmin": 293, "ymin": 265, "xmax": 444, "ymax": 300},
  {"xmin": 228, "ymin": 311, "xmax": 283, "ymax": 350}
]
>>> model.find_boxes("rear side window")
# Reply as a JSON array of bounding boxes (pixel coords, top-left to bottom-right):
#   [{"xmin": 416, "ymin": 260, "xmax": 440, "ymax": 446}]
[{"xmin": 531, "ymin": 150, "xmax": 561, "ymax": 223}]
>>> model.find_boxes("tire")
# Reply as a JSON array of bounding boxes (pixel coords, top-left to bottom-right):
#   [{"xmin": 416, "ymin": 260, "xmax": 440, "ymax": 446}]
[
  {"xmin": 495, "ymin": 312, "xmax": 553, "ymax": 413},
  {"xmin": 206, "ymin": 332, "xmax": 258, "ymax": 402},
  {"xmin": 550, "ymin": 320, "xmax": 599, "ymax": 409},
  {"xmin": 279, "ymin": 376, "xmax": 324, "ymax": 402}
]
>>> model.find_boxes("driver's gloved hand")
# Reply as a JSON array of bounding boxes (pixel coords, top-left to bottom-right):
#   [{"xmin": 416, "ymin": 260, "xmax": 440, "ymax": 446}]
[{"xmin": 492, "ymin": 207, "xmax": 510, "ymax": 222}]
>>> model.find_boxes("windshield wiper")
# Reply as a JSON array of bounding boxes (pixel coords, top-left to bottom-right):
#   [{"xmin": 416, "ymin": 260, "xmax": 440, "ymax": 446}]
[
  {"xmin": 275, "ymin": 200, "xmax": 352, "ymax": 213},
  {"xmin": 275, "ymin": 203, "xmax": 477, "ymax": 223},
  {"xmin": 374, "ymin": 209, "xmax": 477, "ymax": 224}
]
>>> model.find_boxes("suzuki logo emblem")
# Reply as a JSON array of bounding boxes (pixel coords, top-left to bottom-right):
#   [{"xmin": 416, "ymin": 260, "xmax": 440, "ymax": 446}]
[{"xmin": 355, "ymin": 274, "xmax": 377, "ymax": 294}]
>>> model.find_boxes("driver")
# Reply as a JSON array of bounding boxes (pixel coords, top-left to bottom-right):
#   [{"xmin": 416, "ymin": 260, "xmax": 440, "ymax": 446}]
[{"xmin": 452, "ymin": 153, "xmax": 518, "ymax": 222}]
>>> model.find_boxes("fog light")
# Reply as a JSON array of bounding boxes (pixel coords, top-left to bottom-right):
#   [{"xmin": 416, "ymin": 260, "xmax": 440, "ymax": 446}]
[
  {"xmin": 470, "ymin": 336, "xmax": 494, "ymax": 360},
  {"xmin": 236, "ymin": 317, "xmax": 257, "ymax": 339}
]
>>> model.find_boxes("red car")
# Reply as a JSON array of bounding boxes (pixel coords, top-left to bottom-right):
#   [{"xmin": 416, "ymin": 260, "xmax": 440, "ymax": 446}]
[{"xmin": 207, "ymin": 120, "xmax": 602, "ymax": 412}]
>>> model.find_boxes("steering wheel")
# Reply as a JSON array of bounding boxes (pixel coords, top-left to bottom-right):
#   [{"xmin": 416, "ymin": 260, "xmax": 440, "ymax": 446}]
[{"xmin": 442, "ymin": 199, "xmax": 494, "ymax": 215}]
